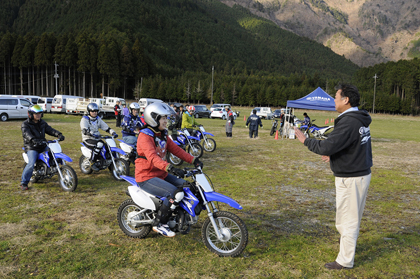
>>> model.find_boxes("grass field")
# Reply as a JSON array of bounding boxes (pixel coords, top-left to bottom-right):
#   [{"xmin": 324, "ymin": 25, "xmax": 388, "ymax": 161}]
[{"xmin": 0, "ymin": 108, "xmax": 419, "ymax": 278}]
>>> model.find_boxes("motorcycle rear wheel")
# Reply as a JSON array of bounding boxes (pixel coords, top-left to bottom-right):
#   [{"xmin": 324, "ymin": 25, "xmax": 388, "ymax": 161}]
[
  {"xmin": 117, "ymin": 199, "xmax": 152, "ymax": 238},
  {"xmin": 187, "ymin": 142, "xmax": 203, "ymax": 158},
  {"xmin": 79, "ymin": 155, "xmax": 93, "ymax": 174},
  {"xmin": 59, "ymin": 165, "xmax": 78, "ymax": 192},
  {"xmin": 109, "ymin": 158, "xmax": 130, "ymax": 181},
  {"xmin": 203, "ymin": 138, "xmax": 216, "ymax": 152},
  {"xmin": 270, "ymin": 126, "xmax": 275, "ymax": 136},
  {"xmin": 201, "ymin": 211, "xmax": 248, "ymax": 257}
]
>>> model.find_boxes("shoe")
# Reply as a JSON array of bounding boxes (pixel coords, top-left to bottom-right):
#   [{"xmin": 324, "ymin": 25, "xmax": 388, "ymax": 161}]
[
  {"xmin": 324, "ymin": 261, "xmax": 351, "ymax": 270},
  {"xmin": 20, "ymin": 184, "xmax": 29, "ymax": 191},
  {"xmin": 90, "ymin": 162, "xmax": 100, "ymax": 172},
  {"xmin": 153, "ymin": 224, "xmax": 176, "ymax": 237}
]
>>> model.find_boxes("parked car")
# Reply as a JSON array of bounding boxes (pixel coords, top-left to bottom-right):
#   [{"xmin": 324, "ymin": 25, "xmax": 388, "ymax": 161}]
[
  {"xmin": 210, "ymin": 108, "xmax": 237, "ymax": 120},
  {"xmin": 210, "ymin": 103, "xmax": 231, "ymax": 112},
  {"xmin": 37, "ymin": 97, "xmax": 54, "ymax": 113},
  {"xmin": 138, "ymin": 98, "xmax": 163, "ymax": 112},
  {"xmin": 194, "ymin": 105, "xmax": 211, "ymax": 118},
  {"xmin": 273, "ymin": 108, "xmax": 290, "ymax": 118},
  {"xmin": 251, "ymin": 107, "xmax": 273, "ymax": 119},
  {"xmin": 0, "ymin": 95, "xmax": 32, "ymax": 121},
  {"xmin": 12, "ymin": 95, "xmax": 40, "ymax": 105}
]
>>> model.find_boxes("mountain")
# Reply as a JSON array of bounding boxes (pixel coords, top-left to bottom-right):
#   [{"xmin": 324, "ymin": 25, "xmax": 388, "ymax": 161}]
[
  {"xmin": 0, "ymin": 0, "xmax": 358, "ymax": 79},
  {"xmin": 219, "ymin": 0, "xmax": 420, "ymax": 67}
]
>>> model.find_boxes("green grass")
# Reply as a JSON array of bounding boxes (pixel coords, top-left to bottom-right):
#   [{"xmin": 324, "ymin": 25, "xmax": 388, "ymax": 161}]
[{"xmin": 0, "ymin": 108, "xmax": 419, "ymax": 278}]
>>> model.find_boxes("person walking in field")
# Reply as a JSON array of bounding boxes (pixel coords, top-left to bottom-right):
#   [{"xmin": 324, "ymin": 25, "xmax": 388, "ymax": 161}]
[
  {"xmin": 225, "ymin": 106, "xmax": 234, "ymax": 137},
  {"xmin": 246, "ymin": 109, "xmax": 263, "ymax": 138},
  {"xmin": 294, "ymin": 84, "xmax": 372, "ymax": 270}
]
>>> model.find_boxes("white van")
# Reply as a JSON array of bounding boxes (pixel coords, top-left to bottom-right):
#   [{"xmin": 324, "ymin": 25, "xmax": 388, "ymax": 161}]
[
  {"xmin": 51, "ymin": 95, "xmax": 83, "ymax": 113},
  {"xmin": 37, "ymin": 97, "xmax": 54, "ymax": 113},
  {"xmin": 138, "ymin": 98, "xmax": 163, "ymax": 112},
  {"xmin": 12, "ymin": 95, "xmax": 40, "ymax": 105},
  {"xmin": 0, "ymin": 96, "xmax": 32, "ymax": 121}
]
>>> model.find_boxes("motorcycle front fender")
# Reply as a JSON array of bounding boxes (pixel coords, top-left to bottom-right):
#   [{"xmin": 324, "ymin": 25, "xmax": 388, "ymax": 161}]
[
  {"xmin": 203, "ymin": 132, "xmax": 214, "ymax": 137},
  {"xmin": 110, "ymin": 147, "xmax": 125, "ymax": 155},
  {"xmin": 203, "ymin": 192, "xmax": 243, "ymax": 210},
  {"xmin": 187, "ymin": 136, "xmax": 200, "ymax": 141},
  {"xmin": 128, "ymin": 185, "xmax": 156, "ymax": 211},
  {"xmin": 55, "ymin": 152, "xmax": 73, "ymax": 163}
]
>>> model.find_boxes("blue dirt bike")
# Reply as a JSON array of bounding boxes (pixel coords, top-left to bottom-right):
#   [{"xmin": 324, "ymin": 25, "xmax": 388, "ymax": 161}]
[
  {"xmin": 22, "ymin": 139, "xmax": 78, "ymax": 192},
  {"xmin": 194, "ymin": 125, "xmax": 216, "ymax": 152},
  {"xmin": 79, "ymin": 135, "xmax": 130, "ymax": 181},
  {"xmin": 117, "ymin": 167, "xmax": 248, "ymax": 257},
  {"xmin": 167, "ymin": 128, "xmax": 203, "ymax": 166},
  {"xmin": 299, "ymin": 119, "xmax": 334, "ymax": 139}
]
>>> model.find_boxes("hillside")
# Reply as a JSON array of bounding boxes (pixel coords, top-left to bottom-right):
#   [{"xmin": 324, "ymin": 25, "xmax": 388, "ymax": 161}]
[
  {"xmin": 219, "ymin": 0, "xmax": 420, "ymax": 67},
  {"xmin": 0, "ymin": 0, "xmax": 358, "ymax": 79}
]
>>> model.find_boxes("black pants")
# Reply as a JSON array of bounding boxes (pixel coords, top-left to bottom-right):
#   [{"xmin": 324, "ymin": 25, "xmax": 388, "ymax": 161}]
[
  {"xmin": 249, "ymin": 129, "xmax": 258, "ymax": 138},
  {"xmin": 115, "ymin": 114, "xmax": 121, "ymax": 127}
]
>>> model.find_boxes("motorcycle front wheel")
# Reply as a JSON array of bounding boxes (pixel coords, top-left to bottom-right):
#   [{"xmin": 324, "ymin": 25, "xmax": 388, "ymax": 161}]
[
  {"xmin": 203, "ymin": 138, "xmax": 216, "ymax": 152},
  {"xmin": 117, "ymin": 199, "xmax": 152, "ymax": 238},
  {"xmin": 166, "ymin": 152, "xmax": 183, "ymax": 166},
  {"xmin": 79, "ymin": 155, "xmax": 93, "ymax": 174},
  {"xmin": 59, "ymin": 165, "xmax": 78, "ymax": 192},
  {"xmin": 270, "ymin": 126, "xmax": 276, "ymax": 136},
  {"xmin": 109, "ymin": 158, "xmax": 130, "ymax": 181},
  {"xmin": 187, "ymin": 142, "xmax": 203, "ymax": 158},
  {"xmin": 201, "ymin": 211, "xmax": 248, "ymax": 257}
]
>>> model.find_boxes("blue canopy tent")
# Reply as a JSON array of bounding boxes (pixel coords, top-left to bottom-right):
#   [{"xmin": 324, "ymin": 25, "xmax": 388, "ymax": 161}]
[{"xmin": 286, "ymin": 87, "xmax": 336, "ymax": 111}]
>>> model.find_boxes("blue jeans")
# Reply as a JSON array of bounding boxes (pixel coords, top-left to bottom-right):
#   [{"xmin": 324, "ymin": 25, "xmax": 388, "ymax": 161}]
[
  {"xmin": 123, "ymin": 135, "xmax": 137, "ymax": 146},
  {"xmin": 21, "ymin": 147, "xmax": 48, "ymax": 186},
  {"xmin": 138, "ymin": 174, "xmax": 186, "ymax": 206}
]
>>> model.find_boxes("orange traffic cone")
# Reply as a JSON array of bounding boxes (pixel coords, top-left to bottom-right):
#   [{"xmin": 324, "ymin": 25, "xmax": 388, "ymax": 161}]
[
  {"xmin": 275, "ymin": 130, "xmax": 279, "ymax": 140},
  {"xmin": 244, "ymin": 115, "xmax": 246, "ymax": 121},
  {"xmin": 331, "ymin": 118, "xmax": 334, "ymax": 123}
]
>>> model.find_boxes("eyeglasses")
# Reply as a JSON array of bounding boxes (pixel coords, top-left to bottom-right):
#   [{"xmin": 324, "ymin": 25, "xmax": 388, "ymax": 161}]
[{"xmin": 91, "ymin": 110, "xmax": 99, "ymax": 113}]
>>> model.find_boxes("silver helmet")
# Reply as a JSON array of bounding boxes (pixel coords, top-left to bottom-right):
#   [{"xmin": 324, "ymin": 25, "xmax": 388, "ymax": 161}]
[
  {"xmin": 129, "ymin": 102, "xmax": 140, "ymax": 114},
  {"xmin": 143, "ymin": 103, "xmax": 175, "ymax": 128},
  {"xmin": 87, "ymin": 103, "xmax": 99, "ymax": 113}
]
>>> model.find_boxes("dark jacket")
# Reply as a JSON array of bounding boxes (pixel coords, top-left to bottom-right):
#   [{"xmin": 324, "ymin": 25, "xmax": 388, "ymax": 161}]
[
  {"xmin": 22, "ymin": 118, "xmax": 62, "ymax": 152},
  {"xmin": 304, "ymin": 110, "xmax": 372, "ymax": 177},
  {"xmin": 246, "ymin": 114, "xmax": 262, "ymax": 130},
  {"xmin": 122, "ymin": 114, "xmax": 145, "ymax": 137}
]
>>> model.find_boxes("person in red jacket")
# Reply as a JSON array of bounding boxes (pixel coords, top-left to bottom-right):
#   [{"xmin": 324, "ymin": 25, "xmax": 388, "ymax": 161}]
[{"xmin": 135, "ymin": 103, "xmax": 203, "ymax": 237}]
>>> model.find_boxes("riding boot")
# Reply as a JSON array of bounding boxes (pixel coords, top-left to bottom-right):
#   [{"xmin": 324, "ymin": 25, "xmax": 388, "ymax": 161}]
[{"xmin": 153, "ymin": 202, "xmax": 171, "ymax": 226}]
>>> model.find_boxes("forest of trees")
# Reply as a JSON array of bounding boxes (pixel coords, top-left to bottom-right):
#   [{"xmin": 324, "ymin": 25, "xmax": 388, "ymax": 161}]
[{"xmin": 0, "ymin": 0, "xmax": 419, "ymax": 114}]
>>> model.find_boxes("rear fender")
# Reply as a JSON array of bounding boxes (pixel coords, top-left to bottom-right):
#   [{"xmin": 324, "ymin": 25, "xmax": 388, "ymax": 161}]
[{"xmin": 203, "ymin": 192, "xmax": 242, "ymax": 210}]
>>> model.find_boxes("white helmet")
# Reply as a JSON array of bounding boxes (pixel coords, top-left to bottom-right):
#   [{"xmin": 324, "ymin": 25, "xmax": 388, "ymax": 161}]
[
  {"xmin": 129, "ymin": 102, "xmax": 140, "ymax": 114},
  {"xmin": 143, "ymin": 103, "xmax": 175, "ymax": 128}
]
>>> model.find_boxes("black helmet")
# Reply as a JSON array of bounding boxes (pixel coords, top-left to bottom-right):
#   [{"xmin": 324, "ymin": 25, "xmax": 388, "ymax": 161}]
[
  {"xmin": 87, "ymin": 103, "xmax": 99, "ymax": 114},
  {"xmin": 28, "ymin": 104, "xmax": 43, "ymax": 120}
]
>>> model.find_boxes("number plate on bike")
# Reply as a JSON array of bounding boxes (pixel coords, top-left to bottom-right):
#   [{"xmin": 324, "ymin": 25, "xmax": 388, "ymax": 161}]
[{"xmin": 195, "ymin": 173, "xmax": 213, "ymax": 192}]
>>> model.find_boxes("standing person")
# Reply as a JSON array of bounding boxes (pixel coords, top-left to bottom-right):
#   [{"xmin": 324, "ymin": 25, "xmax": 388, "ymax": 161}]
[
  {"xmin": 135, "ymin": 103, "xmax": 203, "ymax": 237},
  {"xmin": 114, "ymin": 101, "xmax": 122, "ymax": 127},
  {"xmin": 20, "ymin": 105, "xmax": 65, "ymax": 190},
  {"xmin": 121, "ymin": 102, "xmax": 145, "ymax": 145},
  {"xmin": 303, "ymin": 112, "xmax": 311, "ymax": 125},
  {"xmin": 294, "ymin": 84, "xmax": 372, "ymax": 270},
  {"xmin": 122, "ymin": 104, "xmax": 129, "ymax": 118},
  {"xmin": 246, "ymin": 109, "xmax": 263, "ymax": 138},
  {"xmin": 181, "ymin": 106, "xmax": 200, "ymax": 136},
  {"xmin": 225, "ymin": 106, "xmax": 234, "ymax": 137},
  {"xmin": 81, "ymin": 103, "xmax": 118, "ymax": 171}
]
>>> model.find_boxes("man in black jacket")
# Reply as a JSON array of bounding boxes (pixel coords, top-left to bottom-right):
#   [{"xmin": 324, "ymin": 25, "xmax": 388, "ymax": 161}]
[
  {"xmin": 21, "ymin": 105, "xmax": 64, "ymax": 190},
  {"xmin": 246, "ymin": 109, "xmax": 263, "ymax": 138},
  {"xmin": 295, "ymin": 84, "xmax": 372, "ymax": 270}
]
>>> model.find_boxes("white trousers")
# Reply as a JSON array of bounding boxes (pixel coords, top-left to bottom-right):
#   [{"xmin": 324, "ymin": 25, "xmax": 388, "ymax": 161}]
[{"xmin": 335, "ymin": 173, "xmax": 371, "ymax": 268}]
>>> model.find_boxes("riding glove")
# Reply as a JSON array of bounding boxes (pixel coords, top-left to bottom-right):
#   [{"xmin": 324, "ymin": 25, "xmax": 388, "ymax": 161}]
[
  {"xmin": 112, "ymin": 132, "xmax": 118, "ymax": 138},
  {"xmin": 168, "ymin": 165, "xmax": 185, "ymax": 178},
  {"xmin": 58, "ymin": 134, "xmax": 65, "ymax": 141},
  {"xmin": 193, "ymin": 158, "xmax": 203, "ymax": 169}
]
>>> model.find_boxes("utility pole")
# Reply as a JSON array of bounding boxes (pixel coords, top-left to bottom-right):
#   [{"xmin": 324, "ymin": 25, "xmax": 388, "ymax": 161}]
[
  {"xmin": 211, "ymin": 66, "xmax": 214, "ymax": 105},
  {"xmin": 54, "ymin": 61, "xmax": 59, "ymax": 95},
  {"xmin": 373, "ymin": 74, "xmax": 378, "ymax": 114}
]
